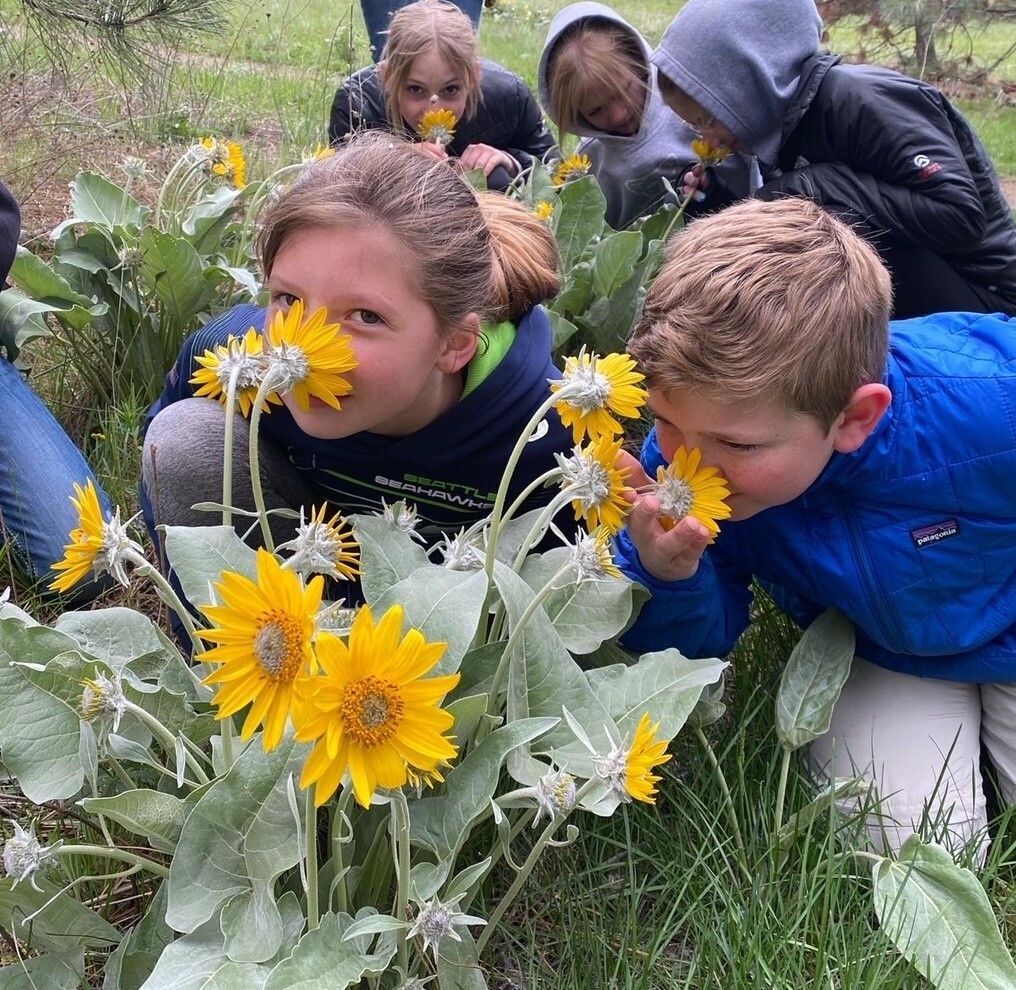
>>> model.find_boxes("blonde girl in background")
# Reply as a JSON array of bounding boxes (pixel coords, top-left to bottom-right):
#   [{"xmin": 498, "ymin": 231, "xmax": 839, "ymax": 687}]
[
  {"xmin": 141, "ymin": 134, "xmax": 572, "ymax": 592},
  {"xmin": 538, "ymin": 2, "xmax": 747, "ymax": 229},
  {"xmin": 330, "ymin": 0, "xmax": 556, "ymax": 192}
]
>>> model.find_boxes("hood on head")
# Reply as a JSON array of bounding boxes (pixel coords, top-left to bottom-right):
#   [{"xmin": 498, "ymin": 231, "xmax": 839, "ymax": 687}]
[
  {"xmin": 538, "ymin": 2, "xmax": 650, "ymax": 139},
  {"xmin": 651, "ymin": 0, "xmax": 822, "ymax": 163}
]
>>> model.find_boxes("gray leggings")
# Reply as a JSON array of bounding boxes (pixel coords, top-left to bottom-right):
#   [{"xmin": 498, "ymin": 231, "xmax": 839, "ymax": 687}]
[{"xmin": 142, "ymin": 397, "xmax": 321, "ymax": 553}]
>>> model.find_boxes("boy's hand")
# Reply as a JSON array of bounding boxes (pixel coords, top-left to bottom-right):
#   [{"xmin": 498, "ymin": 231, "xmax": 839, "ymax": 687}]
[
  {"xmin": 618, "ymin": 450, "xmax": 711, "ymax": 582},
  {"xmin": 681, "ymin": 162, "xmax": 710, "ymax": 202}
]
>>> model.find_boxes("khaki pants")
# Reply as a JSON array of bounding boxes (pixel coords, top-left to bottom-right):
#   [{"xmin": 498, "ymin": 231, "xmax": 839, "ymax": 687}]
[{"xmin": 808, "ymin": 657, "xmax": 1016, "ymax": 856}]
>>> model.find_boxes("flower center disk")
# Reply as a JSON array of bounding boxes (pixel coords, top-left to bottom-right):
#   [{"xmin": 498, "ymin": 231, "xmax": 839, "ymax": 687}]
[
  {"xmin": 253, "ymin": 613, "xmax": 304, "ymax": 681},
  {"xmin": 342, "ymin": 675, "xmax": 405, "ymax": 746}
]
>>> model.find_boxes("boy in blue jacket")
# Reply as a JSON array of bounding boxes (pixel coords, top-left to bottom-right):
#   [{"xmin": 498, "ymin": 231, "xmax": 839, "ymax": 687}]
[{"xmin": 616, "ymin": 196, "xmax": 1016, "ymax": 854}]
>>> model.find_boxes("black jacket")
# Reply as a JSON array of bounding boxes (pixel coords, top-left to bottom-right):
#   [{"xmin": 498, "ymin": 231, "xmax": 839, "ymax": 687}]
[
  {"xmin": 329, "ymin": 59, "xmax": 557, "ymax": 191},
  {"xmin": 756, "ymin": 53, "xmax": 1016, "ymax": 308}
]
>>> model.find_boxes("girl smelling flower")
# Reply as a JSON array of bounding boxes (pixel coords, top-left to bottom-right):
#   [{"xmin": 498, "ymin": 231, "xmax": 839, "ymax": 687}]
[
  {"xmin": 329, "ymin": 0, "xmax": 556, "ymax": 191},
  {"xmin": 141, "ymin": 134, "xmax": 572, "ymax": 595}
]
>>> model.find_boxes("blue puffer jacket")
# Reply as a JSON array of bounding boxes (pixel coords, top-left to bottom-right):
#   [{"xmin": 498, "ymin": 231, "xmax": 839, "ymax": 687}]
[{"xmin": 617, "ymin": 311, "xmax": 1016, "ymax": 683}]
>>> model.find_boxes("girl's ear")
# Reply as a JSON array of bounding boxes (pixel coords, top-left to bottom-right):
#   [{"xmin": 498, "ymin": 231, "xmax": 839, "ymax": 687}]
[
  {"xmin": 377, "ymin": 60, "xmax": 388, "ymax": 83},
  {"xmin": 436, "ymin": 313, "xmax": 480, "ymax": 374}
]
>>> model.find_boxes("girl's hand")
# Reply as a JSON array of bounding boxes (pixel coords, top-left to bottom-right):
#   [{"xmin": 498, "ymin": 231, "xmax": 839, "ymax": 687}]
[
  {"xmin": 413, "ymin": 141, "xmax": 449, "ymax": 162},
  {"xmin": 618, "ymin": 452, "xmax": 709, "ymax": 583},
  {"xmin": 681, "ymin": 162, "xmax": 710, "ymax": 201},
  {"xmin": 459, "ymin": 143, "xmax": 516, "ymax": 177}
]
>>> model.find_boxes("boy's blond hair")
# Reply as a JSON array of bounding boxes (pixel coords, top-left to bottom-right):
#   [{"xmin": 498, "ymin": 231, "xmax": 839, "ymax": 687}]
[
  {"xmin": 629, "ymin": 198, "xmax": 892, "ymax": 431},
  {"xmin": 545, "ymin": 19, "xmax": 647, "ymax": 139},
  {"xmin": 381, "ymin": 0, "xmax": 482, "ymax": 132}
]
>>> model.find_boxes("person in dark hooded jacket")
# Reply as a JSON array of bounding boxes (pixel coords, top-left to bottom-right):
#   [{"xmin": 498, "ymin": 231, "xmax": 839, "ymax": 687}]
[
  {"xmin": 330, "ymin": 0, "xmax": 555, "ymax": 193},
  {"xmin": 0, "ymin": 180, "xmax": 111, "ymax": 599},
  {"xmin": 651, "ymin": 0, "xmax": 1016, "ymax": 319}
]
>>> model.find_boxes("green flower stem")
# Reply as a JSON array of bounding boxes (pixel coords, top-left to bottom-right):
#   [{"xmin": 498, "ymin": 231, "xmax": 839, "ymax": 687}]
[
  {"xmin": 475, "ymin": 777, "xmax": 596, "ymax": 956},
  {"xmin": 460, "ymin": 808, "xmax": 530, "ymax": 914},
  {"xmin": 510, "ymin": 486, "xmax": 581, "ymax": 572},
  {"xmin": 56, "ymin": 844, "xmax": 168, "ymax": 878},
  {"xmin": 695, "ymin": 727, "xmax": 747, "ymax": 871},
  {"xmin": 222, "ymin": 366, "xmax": 242, "ymax": 527},
  {"xmin": 391, "ymin": 792, "xmax": 412, "ymax": 975},
  {"xmin": 305, "ymin": 788, "xmax": 320, "ymax": 931},
  {"xmin": 220, "ymin": 714, "xmax": 236, "ymax": 770},
  {"xmin": 461, "ymin": 468, "xmax": 561, "ymax": 545},
  {"xmin": 773, "ymin": 745, "xmax": 793, "ymax": 840},
  {"xmin": 126, "ymin": 551, "xmax": 202, "ymax": 658},
  {"xmin": 329, "ymin": 788, "xmax": 353, "ymax": 915},
  {"xmin": 659, "ymin": 187, "xmax": 698, "ymax": 245},
  {"xmin": 231, "ymin": 163, "xmax": 304, "ymax": 268},
  {"xmin": 107, "ymin": 754, "xmax": 137, "ymax": 792},
  {"xmin": 483, "ymin": 561, "xmax": 573, "ymax": 723},
  {"xmin": 248, "ymin": 375, "xmax": 279, "ymax": 551},
  {"xmin": 123, "ymin": 700, "xmax": 210, "ymax": 787},
  {"xmin": 481, "ymin": 390, "xmax": 563, "ymax": 586}
]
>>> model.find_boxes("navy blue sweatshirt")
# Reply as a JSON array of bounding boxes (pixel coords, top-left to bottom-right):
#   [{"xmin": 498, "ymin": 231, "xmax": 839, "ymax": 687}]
[{"xmin": 146, "ymin": 303, "xmax": 571, "ymax": 540}]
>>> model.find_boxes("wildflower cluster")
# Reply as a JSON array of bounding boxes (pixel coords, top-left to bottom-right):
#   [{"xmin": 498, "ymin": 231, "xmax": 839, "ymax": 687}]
[{"xmin": 198, "ymin": 550, "xmax": 459, "ymax": 808}]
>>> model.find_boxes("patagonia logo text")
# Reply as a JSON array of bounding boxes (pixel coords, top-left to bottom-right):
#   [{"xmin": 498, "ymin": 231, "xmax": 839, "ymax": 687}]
[{"xmin": 910, "ymin": 519, "xmax": 959, "ymax": 549}]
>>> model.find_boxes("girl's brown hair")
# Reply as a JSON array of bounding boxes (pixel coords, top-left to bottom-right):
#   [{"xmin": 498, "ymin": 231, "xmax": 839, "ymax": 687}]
[
  {"xmin": 380, "ymin": 0, "xmax": 483, "ymax": 133},
  {"xmin": 545, "ymin": 18, "xmax": 647, "ymax": 138},
  {"xmin": 257, "ymin": 134, "xmax": 560, "ymax": 331}
]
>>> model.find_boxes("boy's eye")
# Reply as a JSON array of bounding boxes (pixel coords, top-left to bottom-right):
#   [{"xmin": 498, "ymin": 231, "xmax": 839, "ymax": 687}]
[
  {"xmin": 271, "ymin": 291, "xmax": 299, "ymax": 308},
  {"xmin": 720, "ymin": 440, "xmax": 759, "ymax": 452}
]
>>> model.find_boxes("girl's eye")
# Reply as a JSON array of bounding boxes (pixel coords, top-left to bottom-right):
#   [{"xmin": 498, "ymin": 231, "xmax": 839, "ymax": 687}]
[
  {"xmin": 406, "ymin": 85, "xmax": 425, "ymax": 96},
  {"xmin": 351, "ymin": 309, "xmax": 384, "ymax": 326},
  {"xmin": 271, "ymin": 291, "xmax": 299, "ymax": 308},
  {"xmin": 444, "ymin": 85, "xmax": 460, "ymax": 96}
]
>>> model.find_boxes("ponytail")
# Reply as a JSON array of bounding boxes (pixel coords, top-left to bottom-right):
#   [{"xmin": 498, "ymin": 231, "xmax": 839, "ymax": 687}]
[{"xmin": 476, "ymin": 191, "xmax": 561, "ymax": 323}]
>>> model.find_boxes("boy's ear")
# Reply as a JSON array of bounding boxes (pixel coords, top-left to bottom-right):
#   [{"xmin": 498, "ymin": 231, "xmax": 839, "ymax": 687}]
[
  {"xmin": 831, "ymin": 383, "xmax": 892, "ymax": 453},
  {"xmin": 436, "ymin": 313, "xmax": 480, "ymax": 375}
]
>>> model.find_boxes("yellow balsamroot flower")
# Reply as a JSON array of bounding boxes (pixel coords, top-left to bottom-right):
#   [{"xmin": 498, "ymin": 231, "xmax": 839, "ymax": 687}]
[
  {"xmin": 552, "ymin": 153, "xmax": 592, "ymax": 186},
  {"xmin": 198, "ymin": 548, "xmax": 324, "ymax": 751},
  {"xmin": 293, "ymin": 603, "xmax": 460, "ymax": 808},
  {"xmin": 550, "ymin": 348, "xmax": 647, "ymax": 444},
  {"xmin": 533, "ymin": 200, "xmax": 555, "ymax": 221},
  {"xmin": 417, "ymin": 108, "xmax": 458, "ymax": 146},
  {"xmin": 691, "ymin": 137, "xmax": 731, "ymax": 167},
  {"xmin": 568, "ymin": 526, "xmax": 622, "ymax": 582},
  {"xmin": 595, "ymin": 712, "xmax": 672, "ymax": 804},
  {"xmin": 264, "ymin": 299, "xmax": 357, "ymax": 411},
  {"xmin": 303, "ymin": 142, "xmax": 336, "ymax": 163},
  {"xmin": 49, "ymin": 480, "xmax": 141, "ymax": 594},
  {"xmin": 190, "ymin": 329, "xmax": 282, "ymax": 418},
  {"xmin": 555, "ymin": 435, "xmax": 632, "ymax": 535},
  {"xmin": 655, "ymin": 445, "xmax": 732, "ymax": 539},
  {"xmin": 278, "ymin": 503, "xmax": 360, "ymax": 582},
  {"xmin": 200, "ymin": 136, "xmax": 247, "ymax": 189},
  {"xmin": 622, "ymin": 712, "xmax": 672, "ymax": 803}
]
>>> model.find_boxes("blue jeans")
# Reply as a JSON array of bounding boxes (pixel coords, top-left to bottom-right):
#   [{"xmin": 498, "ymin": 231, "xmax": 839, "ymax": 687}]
[
  {"xmin": 0, "ymin": 359, "xmax": 111, "ymax": 597},
  {"xmin": 360, "ymin": 0, "xmax": 482, "ymax": 59}
]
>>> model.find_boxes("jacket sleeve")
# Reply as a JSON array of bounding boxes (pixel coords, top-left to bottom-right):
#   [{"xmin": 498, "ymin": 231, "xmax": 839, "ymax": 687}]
[
  {"xmin": 502, "ymin": 81, "xmax": 557, "ymax": 172},
  {"xmin": 758, "ymin": 73, "xmax": 986, "ymax": 253},
  {"xmin": 329, "ymin": 84, "xmax": 354, "ymax": 145},
  {"xmin": 615, "ymin": 528, "xmax": 754, "ymax": 658}
]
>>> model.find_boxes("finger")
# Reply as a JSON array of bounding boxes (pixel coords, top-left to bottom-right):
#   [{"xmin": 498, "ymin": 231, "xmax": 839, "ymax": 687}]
[
  {"xmin": 626, "ymin": 492, "xmax": 665, "ymax": 543},
  {"xmin": 659, "ymin": 515, "xmax": 712, "ymax": 558}
]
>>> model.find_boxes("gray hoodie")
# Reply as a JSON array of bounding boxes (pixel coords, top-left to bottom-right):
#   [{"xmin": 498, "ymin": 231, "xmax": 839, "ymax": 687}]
[
  {"xmin": 651, "ymin": 0, "xmax": 822, "ymax": 172},
  {"xmin": 538, "ymin": 3, "xmax": 728, "ymax": 229}
]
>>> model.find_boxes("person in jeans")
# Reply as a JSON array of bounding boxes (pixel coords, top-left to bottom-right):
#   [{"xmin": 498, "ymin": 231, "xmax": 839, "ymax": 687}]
[
  {"xmin": 360, "ymin": 0, "xmax": 482, "ymax": 61},
  {"xmin": 0, "ymin": 180, "xmax": 111, "ymax": 601}
]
